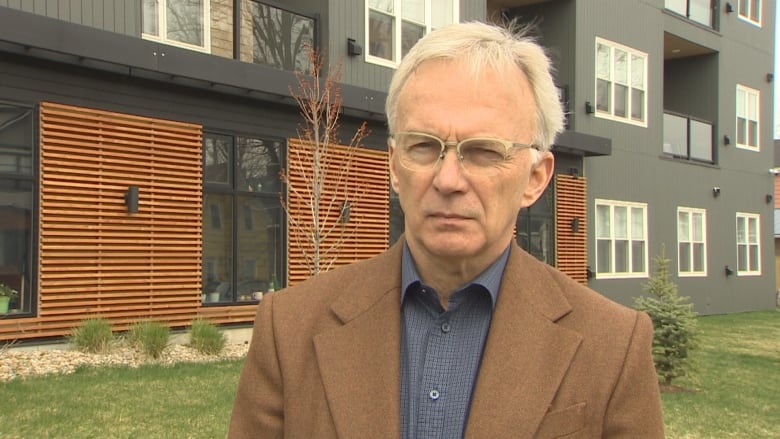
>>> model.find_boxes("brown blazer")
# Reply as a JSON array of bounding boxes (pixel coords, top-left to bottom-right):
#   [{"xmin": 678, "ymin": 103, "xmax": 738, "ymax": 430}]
[{"xmin": 229, "ymin": 241, "xmax": 665, "ymax": 438}]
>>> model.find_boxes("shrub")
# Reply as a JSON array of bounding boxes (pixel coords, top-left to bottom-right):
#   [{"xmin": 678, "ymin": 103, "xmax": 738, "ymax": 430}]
[
  {"xmin": 70, "ymin": 317, "xmax": 114, "ymax": 353},
  {"xmin": 127, "ymin": 320, "xmax": 170, "ymax": 359},
  {"xmin": 635, "ymin": 245, "xmax": 698, "ymax": 387},
  {"xmin": 189, "ymin": 318, "xmax": 226, "ymax": 355}
]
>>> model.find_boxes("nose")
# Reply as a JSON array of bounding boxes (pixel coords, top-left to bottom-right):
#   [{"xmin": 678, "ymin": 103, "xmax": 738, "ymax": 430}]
[{"xmin": 433, "ymin": 143, "xmax": 467, "ymax": 192}]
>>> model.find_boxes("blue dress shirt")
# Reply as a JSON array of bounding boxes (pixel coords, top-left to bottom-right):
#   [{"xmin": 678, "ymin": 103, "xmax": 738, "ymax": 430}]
[{"xmin": 400, "ymin": 243, "xmax": 509, "ymax": 439}]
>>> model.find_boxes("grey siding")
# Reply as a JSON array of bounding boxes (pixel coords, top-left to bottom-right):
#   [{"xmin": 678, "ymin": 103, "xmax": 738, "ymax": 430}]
[
  {"xmin": 0, "ymin": 0, "xmax": 139, "ymax": 35},
  {"xmin": 336, "ymin": 0, "xmax": 485, "ymax": 94},
  {"xmin": 510, "ymin": 0, "xmax": 776, "ymax": 314}
]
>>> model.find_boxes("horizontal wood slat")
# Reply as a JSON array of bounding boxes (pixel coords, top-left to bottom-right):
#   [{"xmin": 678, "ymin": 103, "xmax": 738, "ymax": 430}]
[
  {"xmin": 286, "ymin": 139, "xmax": 389, "ymax": 286},
  {"xmin": 1, "ymin": 102, "xmax": 206, "ymax": 341},
  {"xmin": 555, "ymin": 174, "xmax": 588, "ymax": 284}
]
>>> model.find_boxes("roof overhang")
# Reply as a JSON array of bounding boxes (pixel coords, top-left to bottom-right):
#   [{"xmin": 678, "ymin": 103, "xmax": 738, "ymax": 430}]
[{"xmin": 552, "ymin": 130, "xmax": 612, "ymax": 157}]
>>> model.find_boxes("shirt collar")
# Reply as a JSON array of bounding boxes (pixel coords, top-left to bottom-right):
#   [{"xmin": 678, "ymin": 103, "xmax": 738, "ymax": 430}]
[{"xmin": 400, "ymin": 241, "xmax": 509, "ymax": 309}]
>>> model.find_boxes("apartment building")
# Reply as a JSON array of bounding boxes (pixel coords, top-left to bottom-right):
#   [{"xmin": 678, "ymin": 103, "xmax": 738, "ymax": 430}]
[
  {"xmin": 0, "ymin": 0, "xmax": 773, "ymax": 341},
  {"xmin": 492, "ymin": 0, "xmax": 777, "ymax": 313}
]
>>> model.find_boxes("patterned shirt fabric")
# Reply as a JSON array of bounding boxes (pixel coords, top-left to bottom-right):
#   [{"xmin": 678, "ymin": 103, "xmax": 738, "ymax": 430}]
[{"xmin": 400, "ymin": 243, "xmax": 509, "ymax": 439}]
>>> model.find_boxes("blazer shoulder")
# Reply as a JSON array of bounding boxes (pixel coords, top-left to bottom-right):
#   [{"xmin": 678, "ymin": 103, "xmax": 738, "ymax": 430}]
[{"xmin": 268, "ymin": 244, "xmax": 402, "ymax": 322}]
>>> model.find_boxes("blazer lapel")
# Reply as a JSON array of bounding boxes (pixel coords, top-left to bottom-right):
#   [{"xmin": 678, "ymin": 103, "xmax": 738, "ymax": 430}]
[
  {"xmin": 313, "ymin": 246, "xmax": 403, "ymax": 439},
  {"xmin": 465, "ymin": 245, "xmax": 583, "ymax": 438}
]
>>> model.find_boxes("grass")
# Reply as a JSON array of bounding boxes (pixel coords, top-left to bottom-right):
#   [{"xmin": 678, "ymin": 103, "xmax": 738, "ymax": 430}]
[
  {"xmin": 0, "ymin": 310, "xmax": 777, "ymax": 438},
  {"xmin": 662, "ymin": 310, "xmax": 779, "ymax": 438},
  {"xmin": 0, "ymin": 360, "xmax": 244, "ymax": 438}
]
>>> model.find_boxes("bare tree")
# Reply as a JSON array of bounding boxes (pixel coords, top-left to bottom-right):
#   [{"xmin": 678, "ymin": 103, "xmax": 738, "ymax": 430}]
[{"xmin": 281, "ymin": 45, "xmax": 369, "ymax": 277}]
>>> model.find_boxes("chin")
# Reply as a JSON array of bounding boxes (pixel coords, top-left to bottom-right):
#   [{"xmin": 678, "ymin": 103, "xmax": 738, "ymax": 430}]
[{"xmin": 422, "ymin": 235, "xmax": 483, "ymax": 259}]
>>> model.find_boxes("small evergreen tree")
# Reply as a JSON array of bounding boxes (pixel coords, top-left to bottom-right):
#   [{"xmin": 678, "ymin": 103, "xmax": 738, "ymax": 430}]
[{"xmin": 634, "ymin": 245, "xmax": 698, "ymax": 387}]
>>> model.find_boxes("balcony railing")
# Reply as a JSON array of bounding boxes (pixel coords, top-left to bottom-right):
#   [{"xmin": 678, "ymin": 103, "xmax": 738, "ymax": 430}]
[
  {"xmin": 665, "ymin": 0, "xmax": 715, "ymax": 29},
  {"xmin": 663, "ymin": 112, "xmax": 714, "ymax": 163}
]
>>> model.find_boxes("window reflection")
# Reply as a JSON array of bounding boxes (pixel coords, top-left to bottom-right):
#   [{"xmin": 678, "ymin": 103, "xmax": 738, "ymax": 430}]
[
  {"xmin": 202, "ymin": 132, "xmax": 284, "ymax": 305},
  {"xmin": 0, "ymin": 103, "xmax": 34, "ymax": 315},
  {"xmin": 250, "ymin": 2, "xmax": 315, "ymax": 73}
]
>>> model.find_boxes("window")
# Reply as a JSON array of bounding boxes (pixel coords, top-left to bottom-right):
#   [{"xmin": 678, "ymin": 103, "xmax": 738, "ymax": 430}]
[
  {"xmin": 203, "ymin": 132, "xmax": 285, "ymax": 304},
  {"xmin": 0, "ymin": 102, "xmax": 35, "ymax": 316},
  {"xmin": 663, "ymin": 112, "xmax": 714, "ymax": 163},
  {"xmin": 736, "ymin": 212, "xmax": 760, "ymax": 275},
  {"xmin": 736, "ymin": 85, "xmax": 760, "ymax": 150},
  {"xmin": 366, "ymin": 0, "xmax": 458, "ymax": 67},
  {"xmin": 595, "ymin": 199, "xmax": 648, "ymax": 278},
  {"xmin": 517, "ymin": 184, "xmax": 555, "ymax": 265},
  {"xmin": 738, "ymin": 0, "xmax": 761, "ymax": 26},
  {"xmin": 595, "ymin": 38, "xmax": 648, "ymax": 126},
  {"xmin": 142, "ymin": 0, "xmax": 210, "ymax": 52},
  {"xmin": 249, "ymin": 2, "xmax": 315, "ymax": 73},
  {"xmin": 677, "ymin": 207, "xmax": 707, "ymax": 276},
  {"xmin": 664, "ymin": 0, "xmax": 714, "ymax": 28}
]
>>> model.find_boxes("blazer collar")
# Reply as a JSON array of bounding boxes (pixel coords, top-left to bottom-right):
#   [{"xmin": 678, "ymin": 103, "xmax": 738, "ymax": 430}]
[
  {"xmin": 465, "ymin": 243, "xmax": 583, "ymax": 438},
  {"xmin": 313, "ymin": 241, "xmax": 582, "ymax": 439},
  {"xmin": 313, "ymin": 241, "xmax": 404, "ymax": 439}
]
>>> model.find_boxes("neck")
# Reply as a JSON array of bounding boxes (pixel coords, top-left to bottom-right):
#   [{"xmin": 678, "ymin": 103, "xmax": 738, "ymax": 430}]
[{"xmin": 407, "ymin": 240, "xmax": 509, "ymax": 304}]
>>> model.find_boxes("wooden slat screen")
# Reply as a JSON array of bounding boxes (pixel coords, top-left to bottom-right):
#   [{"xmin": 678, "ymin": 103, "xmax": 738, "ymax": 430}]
[
  {"xmin": 286, "ymin": 139, "xmax": 389, "ymax": 286},
  {"xmin": 0, "ymin": 102, "xmax": 204, "ymax": 341},
  {"xmin": 555, "ymin": 174, "xmax": 588, "ymax": 284}
]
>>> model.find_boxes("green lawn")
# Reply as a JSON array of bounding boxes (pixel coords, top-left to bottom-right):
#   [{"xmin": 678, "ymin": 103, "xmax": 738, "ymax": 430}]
[
  {"xmin": 1, "ymin": 310, "xmax": 777, "ymax": 438},
  {"xmin": 661, "ymin": 309, "xmax": 780, "ymax": 438},
  {"xmin": 0, "ymin": 360, "xmax": 244, "ymax": 438}
]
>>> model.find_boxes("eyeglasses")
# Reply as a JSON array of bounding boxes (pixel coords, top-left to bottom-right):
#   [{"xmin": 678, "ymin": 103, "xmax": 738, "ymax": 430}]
[{"xmin": 390, "ymin": 131, "xmax": 538, "ymax": 175}]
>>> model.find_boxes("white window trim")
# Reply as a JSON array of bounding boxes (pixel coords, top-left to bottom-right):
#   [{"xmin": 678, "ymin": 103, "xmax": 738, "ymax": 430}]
[
  {"xmin": 677, "ymin": 206, "xmax": 708, "ymax": 277},
  {"xmin": 735, "ymin": 84, "xmax": 760, "ymax": 151},
  {"xmin": 594, "ymin": 37, "xmax": 648, "ymax": 128},
  {"xmin": 736, "ymin": 212, "xmax": 761, "ymax": 276},
  {"xmin": 142, "ymin": 0, "xmax": 211, "ymax": 53},
  {"xmin": 737, "ymin": 0, "xmax": 762, "ymax": 27},
  {"xmin": 594, "ymin": 199, "xmax": 649, "ymax": 279},
  {"xmin": 364, "ymin": 0, "xmax": 459, "ymax": 68}
]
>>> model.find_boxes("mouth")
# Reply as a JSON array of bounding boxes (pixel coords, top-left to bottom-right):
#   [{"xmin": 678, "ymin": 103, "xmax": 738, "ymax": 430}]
[{"xmin": 428, "ymin": 212, "xmax": 471, "ymax": 221}]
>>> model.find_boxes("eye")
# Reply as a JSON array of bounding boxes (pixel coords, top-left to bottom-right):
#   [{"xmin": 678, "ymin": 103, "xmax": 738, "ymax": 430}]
[
  {"xmin": 401, "ymin": 135, "xmax": 441, "ymax": 160},
  {"xmin": 460, "ymin": 140, "xmax": 506, "ymax": 166}
]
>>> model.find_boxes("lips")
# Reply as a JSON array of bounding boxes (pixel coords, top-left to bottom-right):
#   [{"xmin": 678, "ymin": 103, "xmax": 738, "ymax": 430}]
[{"xmin": 428, "ymin": 212, "xmax": 471, "ymax": 221}]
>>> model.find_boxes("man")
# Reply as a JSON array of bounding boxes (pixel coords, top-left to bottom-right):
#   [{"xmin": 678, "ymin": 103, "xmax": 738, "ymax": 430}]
[{"xmin": 229, "ymin": 21, "xmax": 665, "ymax": 438}]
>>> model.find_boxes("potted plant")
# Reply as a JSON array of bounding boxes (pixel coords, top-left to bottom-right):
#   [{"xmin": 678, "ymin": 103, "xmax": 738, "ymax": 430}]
[{"xmin": 0, "ymin": 283, "xmax": 18, "ymax": 314}]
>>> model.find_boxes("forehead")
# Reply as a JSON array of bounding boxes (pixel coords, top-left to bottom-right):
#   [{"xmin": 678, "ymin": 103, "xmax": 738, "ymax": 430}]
[{"xmin": 395, "ymin": 59, "xmax": 537, "ymax": 137}]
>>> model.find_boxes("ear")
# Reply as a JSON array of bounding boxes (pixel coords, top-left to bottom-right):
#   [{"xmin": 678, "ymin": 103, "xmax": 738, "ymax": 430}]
[
  {"xmin": 520, "ymin": 151, "xmax": 554, "ymax": 207},
  {"xmin": 388, "ymin": 142, "xmax": 401, "ymax": 194}
]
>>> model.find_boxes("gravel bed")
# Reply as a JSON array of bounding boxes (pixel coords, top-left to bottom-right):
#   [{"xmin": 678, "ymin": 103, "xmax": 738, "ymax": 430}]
[{"xmin": 0, "ymin": 341, "xmax": 249, "ymax": 382}]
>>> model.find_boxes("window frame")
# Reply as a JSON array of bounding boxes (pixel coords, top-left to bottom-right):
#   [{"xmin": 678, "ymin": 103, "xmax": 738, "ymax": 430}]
[
  {"xmin": 202, "ymin": 131, "xmax": 286, "ymax": 306},
  {"xmin": 594, "ymin": 37, "xmax": 648, "ymax": 127},
  {"xmin": 365, "ymin": 0, "xmax": 459, "ymax": 68},
  {"xmin": 662, "ymin": 111, "xmax": 715, "ymax": 164},
  {"xmin": 735, "ymin": 84, "xmax": 760, "ymax": 151},
  {"xmin": 142, "ymin": 0, "xmax": 211, "ymax": 53},
  {"xmin": 737, "ymin": 0, "xmax": 762, "ymax": 26},
  {"xmin": 677, "ymin": 206, "xmax": 707, "ymax": 277},
  {"xmin": 247, "ymin": 1, "xmax": 317, "ymax": 72},
  {"xmin": 0, "ymin": 100, "xmax": 37, "ymax": 317},
  {"xmin": 594, "ymin": 199, "xmax": 649, "ymax": 279},
  {"xmin": 736, "ymin": 212, "xmax": 761, "ymax": 276}
]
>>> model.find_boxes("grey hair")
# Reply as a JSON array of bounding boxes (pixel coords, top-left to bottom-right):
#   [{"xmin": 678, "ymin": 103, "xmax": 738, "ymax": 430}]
[{"xmin": 385, "ymin": 21, "xmax": 564, "ymax": 152}]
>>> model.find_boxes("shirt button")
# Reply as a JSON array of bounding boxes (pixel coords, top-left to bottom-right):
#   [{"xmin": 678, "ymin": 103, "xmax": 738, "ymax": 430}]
[
  {"xmin": 429, "ymin": 389, "xmax": 440, "ymax": 400},
  {"xmin": 441, "ymin": 322, "xmax": 451, "ymax": 333}
]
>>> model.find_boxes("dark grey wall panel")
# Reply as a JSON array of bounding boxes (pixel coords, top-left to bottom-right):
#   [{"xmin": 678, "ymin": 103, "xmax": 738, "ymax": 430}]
[
  {"xmin": 0, "ymin": 53, "xmax": 388, "ymax": 150},
  {"xmin": 0, "ymin": 0, "xmax": 139, "ymax": 35}
]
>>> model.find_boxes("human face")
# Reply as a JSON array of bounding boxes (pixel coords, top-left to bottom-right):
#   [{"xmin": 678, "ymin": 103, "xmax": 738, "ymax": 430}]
[{"xmin": 389, "ymin": 59, "xmax": 554, "ymax": 269}]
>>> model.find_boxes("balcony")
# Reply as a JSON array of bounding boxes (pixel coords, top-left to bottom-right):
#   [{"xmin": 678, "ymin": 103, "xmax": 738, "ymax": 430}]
[
  {"xmin": 665, "ymin": 0, "xmax": 716, "ymax": 29},
  {"xmin": 663, "ymin": 112, "xmax": 714, "ymax": 163}
]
